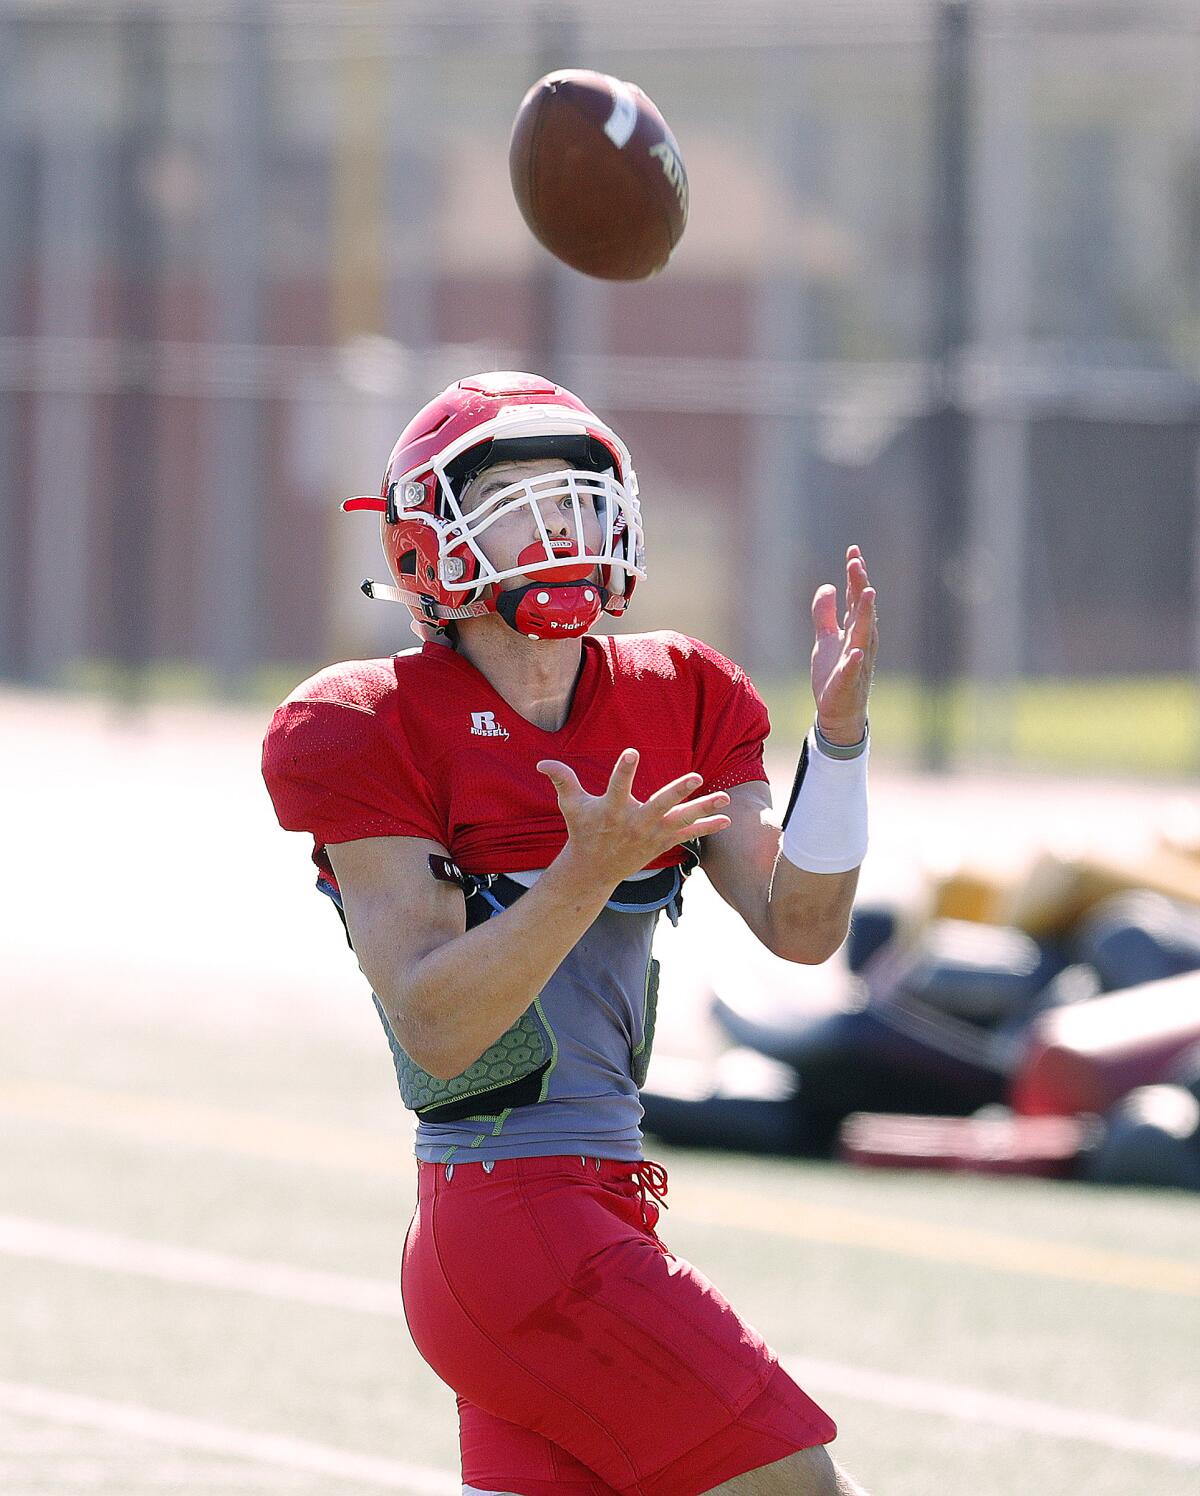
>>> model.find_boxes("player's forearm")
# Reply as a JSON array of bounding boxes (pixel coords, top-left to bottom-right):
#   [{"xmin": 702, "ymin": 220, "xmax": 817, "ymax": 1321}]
[
  {"xmin": 765, "ymin": 853, "xmax": 859, "ymax": 964},
  {"xmin": 767, "ymin": 721, "xmax": 868, "ymax": 962},
  {"xmin": 394, "ymin": 848, "xmax": 614, "ymax": 1079}
]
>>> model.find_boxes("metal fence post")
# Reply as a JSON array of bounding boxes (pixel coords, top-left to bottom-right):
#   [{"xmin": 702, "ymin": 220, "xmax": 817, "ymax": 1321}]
[
  {"xmin": 109, "ymin": 9, "xmax": 167, "ymax": 699},
  {"xmin": 0, "ymin": 10, "xmax": 25, "ymax": 678},
  {"xmin": 746, "ymin": 41, "xmax": 818, "ymax": 686},
  {"xmin": 965, "ymin": 9, "xmax": 1033, "ymax": 761},
  {"xmin": 204, "ymin": 1, "xmax": 268, "ymax": 689},
  {"xmin": 27, "ymin": 18, "xmax": 105, "ymax": 684},
  {"xmin": 918, "ymin": 0, "xmax": 973, "ymax": 770}
]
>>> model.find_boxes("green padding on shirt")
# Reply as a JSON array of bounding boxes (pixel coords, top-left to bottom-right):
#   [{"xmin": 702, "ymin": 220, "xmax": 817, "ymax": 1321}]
[
  {"xmin": 395, "ymin": 1005, "xmax": 553, "ymax": 1116},
  {"xmin": 631, "ymin": 956, "xmax": 661, "ymax": 1090}
]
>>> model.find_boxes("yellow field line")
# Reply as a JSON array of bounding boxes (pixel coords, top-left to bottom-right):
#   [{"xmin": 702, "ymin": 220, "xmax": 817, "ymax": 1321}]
[
  {"xmin": 3, "ymin": 1080, "xmax": 1197, "ymax": 1297},
  {"xmin": 670, "ymin": 1185, "xmax": 1200, "ymax": 1296},
  {"xmin": 0, "ymin": 1080, "xmax": 411, "ymax": 1177}
]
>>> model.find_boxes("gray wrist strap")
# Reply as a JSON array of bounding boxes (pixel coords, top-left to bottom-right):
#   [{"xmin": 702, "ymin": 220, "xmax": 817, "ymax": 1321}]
[{"xmin": 813, "ymin": 719, "xmax": 869, "ymax": 760}]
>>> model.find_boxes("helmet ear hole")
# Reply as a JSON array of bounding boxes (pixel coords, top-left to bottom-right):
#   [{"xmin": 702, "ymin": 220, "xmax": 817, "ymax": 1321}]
[{"xmin": 398, "ymin": 549, "xmax": 418, "ymax": 575}]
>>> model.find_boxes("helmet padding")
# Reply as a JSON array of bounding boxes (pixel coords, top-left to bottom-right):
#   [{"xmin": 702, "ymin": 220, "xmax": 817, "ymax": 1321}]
[{"xmin": 442, "ymin": 435, "xmax": 615, "ymax": 509}]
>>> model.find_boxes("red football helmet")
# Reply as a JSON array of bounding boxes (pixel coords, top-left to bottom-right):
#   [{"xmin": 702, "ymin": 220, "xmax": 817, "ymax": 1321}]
[{"xmin": 343, "ymin": 371, "xmax": 645, "ymax": 640}]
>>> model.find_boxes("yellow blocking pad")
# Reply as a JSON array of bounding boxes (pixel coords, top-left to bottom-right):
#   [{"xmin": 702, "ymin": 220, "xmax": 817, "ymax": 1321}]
[
  {"xmin": 1004, "ymin": 847, "xmax": 1200, "ymax": 939},
  {"xmin": 930, "ymin": 864, "xmax": 1022, "ymax": 925},
  {"xmin": 930, "ymin": 845, "xmax": 1200, "ymax": 937}
]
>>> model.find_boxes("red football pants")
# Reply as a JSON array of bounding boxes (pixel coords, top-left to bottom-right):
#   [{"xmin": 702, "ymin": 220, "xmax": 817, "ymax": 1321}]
[{"xmin": 401, "ymin": 1154, "xmax": 836, "ymax": 1496}]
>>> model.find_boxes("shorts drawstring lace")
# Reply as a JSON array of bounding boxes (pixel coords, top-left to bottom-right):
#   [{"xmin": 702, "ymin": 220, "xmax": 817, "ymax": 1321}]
[{"xmin": 630, "ymin": 1160, "xmax": 669, "ymax": 1227}]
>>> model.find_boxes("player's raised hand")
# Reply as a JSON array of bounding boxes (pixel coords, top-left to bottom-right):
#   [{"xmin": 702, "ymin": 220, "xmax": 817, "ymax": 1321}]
[
  {"xmin": 537, "ymin": 749, "xmax": 731, "ymax": 886},
  {"xmin": 810, "ymin": 544, "xmax": 878, "ymax": 746}
]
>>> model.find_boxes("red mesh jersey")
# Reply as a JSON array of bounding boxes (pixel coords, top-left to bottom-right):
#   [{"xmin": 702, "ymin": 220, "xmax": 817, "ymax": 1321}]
[{"xmin": 261, "ymin": 630, "xmax": 770, "ymax": 880}]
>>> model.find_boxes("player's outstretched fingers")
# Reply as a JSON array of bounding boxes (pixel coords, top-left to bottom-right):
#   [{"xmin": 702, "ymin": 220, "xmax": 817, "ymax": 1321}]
[
  {"xmin": 658, "ymin": 789, "xmax": 733, "ymax": 837},
  {"xmin": 605, "ymin": 748, "xmax": 641, "ymax": 798},
  {"xmin": 676, "ymin": 808, "xmax": 732, "ymax": 841},
  {"xmin": 851, "ymin": 587, "xmax": 877, "ymax": 653},
  {"xmin": 537, "ymin": 759, "xmax": 585, "ymax": 807},
  {"xmin": 846, "ymin": 554, "xmax": 867, "ymax": 609},
  {"xmin": 644, "ymin": 771, "xmax": 705, "ymax": 816},
  {"xmin": 811, "ymin": 582, "xmax": 840, "ymax": 636}
]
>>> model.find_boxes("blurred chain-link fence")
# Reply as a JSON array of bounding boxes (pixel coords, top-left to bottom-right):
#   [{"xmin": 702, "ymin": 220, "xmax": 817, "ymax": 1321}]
[{"xmin": 0, "ymin": 0, "xmax": 1197, "ymax": 764}]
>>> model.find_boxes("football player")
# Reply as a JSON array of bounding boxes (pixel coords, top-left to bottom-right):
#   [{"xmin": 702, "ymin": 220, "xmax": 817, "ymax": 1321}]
[{"xmin": 263, "ymin": 372, "xmax": 877, "ymax": 1496}]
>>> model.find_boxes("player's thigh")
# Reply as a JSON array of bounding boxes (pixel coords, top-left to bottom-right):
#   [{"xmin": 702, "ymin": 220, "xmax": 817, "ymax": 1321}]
[{"xmin": 702, "ymin": 1442, "xmax": 842, "ymax": 1495}]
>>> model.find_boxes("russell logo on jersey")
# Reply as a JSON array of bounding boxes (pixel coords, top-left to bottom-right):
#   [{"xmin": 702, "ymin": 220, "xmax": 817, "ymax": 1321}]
[{"xmin": 470, "ymin": 711, "xmax": 511, "ymax": 739}]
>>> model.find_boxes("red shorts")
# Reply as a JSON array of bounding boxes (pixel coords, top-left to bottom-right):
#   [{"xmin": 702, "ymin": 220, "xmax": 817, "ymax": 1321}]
[{"xmin": 401, "ymin": 1154, "xmax": 836, "ymax": 1496}]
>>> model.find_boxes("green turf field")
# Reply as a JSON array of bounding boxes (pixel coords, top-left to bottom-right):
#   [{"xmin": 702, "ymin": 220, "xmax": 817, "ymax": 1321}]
[
  {"xmin": 2, "ymin": 690, "xmax": 1197, "ymax": 1495},
  {"xmin": 56, "ymin": 662, "xmax": 1200, "ymax": 778},
  {"xmin": 1, "ymin": 1009, "xmax": 1197, "ymax": 1496}
]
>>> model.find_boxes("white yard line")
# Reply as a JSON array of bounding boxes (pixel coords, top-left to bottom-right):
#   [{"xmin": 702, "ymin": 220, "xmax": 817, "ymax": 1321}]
[
  {"xmin": 0, "ymin": 1381, "xmax": 457, "ymax": 1494},
  {"xmin": 781, "ymin": 1356, "xmax": 1200, "ymax": 1467},
  {"xmin": 2, "ymin": 1213, "xmax": 1197, "ymax": 1466},
  {"xmin": 0, "ymin": 1215, "xmax": 405, "ymax": 1317}
]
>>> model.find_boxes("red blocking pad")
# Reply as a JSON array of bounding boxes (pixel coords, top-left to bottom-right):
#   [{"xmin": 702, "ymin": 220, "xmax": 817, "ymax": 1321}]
[
  {"xmin": 838, "ymin": 1111, "xmax": 1090, "ymax": 1178},
  {"xmin": 1012, "ymin": 971, "xmax": 1200, "ymax": 1117}
]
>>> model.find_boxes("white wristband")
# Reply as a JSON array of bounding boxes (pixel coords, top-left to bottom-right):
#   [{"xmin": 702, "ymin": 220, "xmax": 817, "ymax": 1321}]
[{"xmin": 779, "ymin": 726, "xmax": 869, "ymax": 874}]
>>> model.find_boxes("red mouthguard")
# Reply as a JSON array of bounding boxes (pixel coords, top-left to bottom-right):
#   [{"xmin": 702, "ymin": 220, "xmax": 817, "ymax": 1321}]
[{"xmin": 516, "ymin": 537, "xmax": 594, "ymax": 584}]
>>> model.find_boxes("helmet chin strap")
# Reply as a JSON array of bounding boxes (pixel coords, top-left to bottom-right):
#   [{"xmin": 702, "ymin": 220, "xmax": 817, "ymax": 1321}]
[{"xmin": 495, "ymin": 579, "xmax": 608, "ymax": 640}]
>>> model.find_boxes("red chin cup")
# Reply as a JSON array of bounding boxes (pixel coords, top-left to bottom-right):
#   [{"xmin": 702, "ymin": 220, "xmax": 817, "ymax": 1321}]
[
  {"xmin": 516, "ymin": 537, "xmax": 595, "ymax": 584},
  {"xmin": 497, "ymin": 580, "xmax": 606, "ymax": 639}
]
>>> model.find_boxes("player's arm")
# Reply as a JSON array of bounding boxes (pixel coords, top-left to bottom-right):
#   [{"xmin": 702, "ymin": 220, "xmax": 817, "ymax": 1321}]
[
  {"xmin": 327, "ymin": 833, "xmax": 610, "ymax": 1080},
  {"xmin": 703, "ymin": 545, "xmax": 877, "ymax": 963},
  {"xmin": 328, "ymin": 754, "xmax": 729, "ymax": 1080},
  {"xmin": 700, "ymin": 781, "xmax": 859, "ymax": 964}
]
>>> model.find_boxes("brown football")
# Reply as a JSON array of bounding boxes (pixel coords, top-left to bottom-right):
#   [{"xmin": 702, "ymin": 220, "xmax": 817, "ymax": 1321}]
[{"xmin": 509, "ymin": 69, "xmax": 688, "ymax": 281}]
